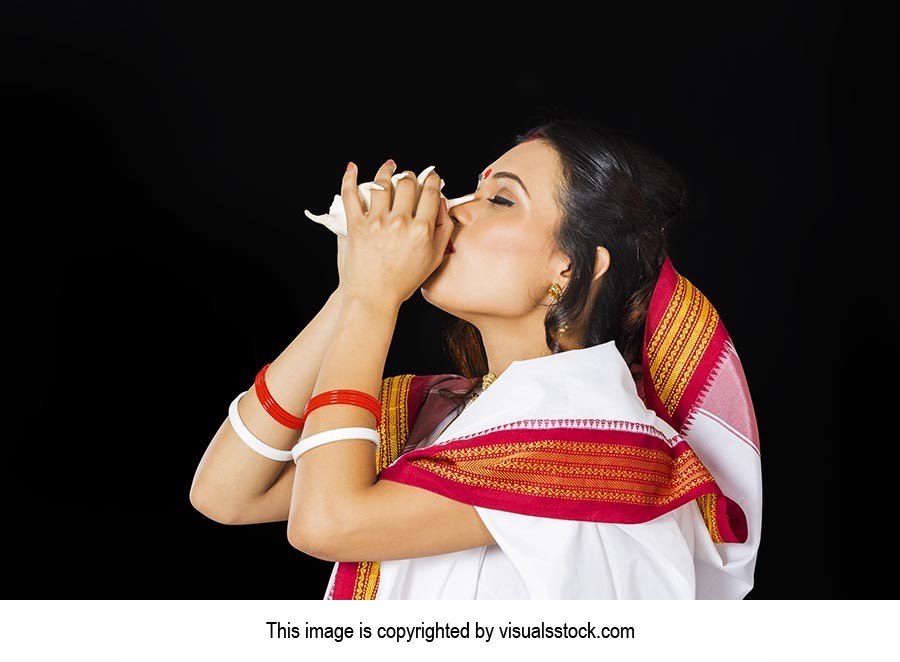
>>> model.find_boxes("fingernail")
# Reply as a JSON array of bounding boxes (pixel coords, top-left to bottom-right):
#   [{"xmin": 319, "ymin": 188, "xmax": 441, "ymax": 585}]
[
  {"xmin": 346, "ymin": 161, "xmax": 355, "ymax": 172},
  {"xmin": 386, "ymin": 159, "xmax": 396, "ymax": 172}
]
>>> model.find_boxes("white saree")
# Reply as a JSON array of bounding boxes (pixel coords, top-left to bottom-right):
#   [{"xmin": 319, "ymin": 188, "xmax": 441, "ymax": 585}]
[{"xmin": 322, "ymin": 340, "xmax": 761, "ymax": 600}]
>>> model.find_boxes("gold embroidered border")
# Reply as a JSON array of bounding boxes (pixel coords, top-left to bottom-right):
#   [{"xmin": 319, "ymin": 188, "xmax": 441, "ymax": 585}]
[
  {"xmin": 696, "ymin": 493, "xmax": 724, "ymax": 543},
  {"xmin": 375, "ymin": 374, "xmax": 414, "ymax": 472},
  {"xmin": 351, "ymin": 374, "xmax": 414, "ymax": 599},
  {"xmin": 352, "ymin": 560, "xmax": 381, "ymax": 600},
  {"xmin": 408, "ymin": 439, "xmax": 717, "ymax": 507},
  {"xmin": 646, "ymin": 272, "xmax": 719, "ymax": 416}
]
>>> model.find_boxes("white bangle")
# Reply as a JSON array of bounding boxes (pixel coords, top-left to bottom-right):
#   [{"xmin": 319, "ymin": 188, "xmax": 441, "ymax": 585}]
[
  {"xmin": 291, "ymin": 427, "xmax": 381, "ymax": 463},
  {"xmin": 228, "ymin": 391, "xmax": 294, "ymax": 462}
]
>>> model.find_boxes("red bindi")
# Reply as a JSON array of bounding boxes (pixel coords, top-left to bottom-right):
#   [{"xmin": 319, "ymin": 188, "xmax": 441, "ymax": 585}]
[{"xmin": 483, "ymin": 168, "xmax": 492, "ymax": 180}]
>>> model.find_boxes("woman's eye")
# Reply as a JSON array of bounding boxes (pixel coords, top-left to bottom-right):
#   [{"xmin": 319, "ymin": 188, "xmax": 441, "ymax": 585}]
[{"xmin": 487, "ymin": 196, "xmax": 514, "ymax": 207}]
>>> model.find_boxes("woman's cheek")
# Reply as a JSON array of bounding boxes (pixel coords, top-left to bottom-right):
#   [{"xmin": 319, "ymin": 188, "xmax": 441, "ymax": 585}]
[{"xmin": 483, "ymin": 225, "xmax": 535, "ymax": 256}]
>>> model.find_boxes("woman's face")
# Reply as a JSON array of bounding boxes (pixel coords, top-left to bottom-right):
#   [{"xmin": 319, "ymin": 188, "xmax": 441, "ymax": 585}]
[{"xmin": 421, "ymin": 138, "xmax": 570, "ymax": 321}]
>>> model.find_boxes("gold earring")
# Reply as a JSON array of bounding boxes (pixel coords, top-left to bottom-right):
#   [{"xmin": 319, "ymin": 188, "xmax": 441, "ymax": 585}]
[
  {"xmin": 557, "ymin": 323, "xmax": 568, "ymax": 335},
  {"xmin": 548, "ymin": 283, "xmax": 563, "ymax": 303}
]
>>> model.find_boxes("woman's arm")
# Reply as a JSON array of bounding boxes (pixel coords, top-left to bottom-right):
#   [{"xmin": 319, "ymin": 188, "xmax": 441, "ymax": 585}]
[
  {"xmin": 286, "ymin": 162, "xmax": 494, "ymax": 561},
  {"xmin": 287, "ymin": 295, "xmax": 495, "ymax": 561},
  {"xmin": 189, "ymin": 286, "xmax": 344, "ymax": 525}
]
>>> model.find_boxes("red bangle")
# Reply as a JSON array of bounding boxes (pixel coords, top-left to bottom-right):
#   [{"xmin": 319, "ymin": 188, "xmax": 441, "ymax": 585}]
[
  {"xmin": 303, "ymin": 389, "xmax": 382, "ymax": 428},
  {"xmin": 254, "ymin": 363, "xmax": 306, "ymax": 430}
]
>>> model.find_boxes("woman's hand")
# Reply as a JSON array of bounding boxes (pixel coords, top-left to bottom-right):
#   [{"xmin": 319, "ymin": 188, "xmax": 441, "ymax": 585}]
[
  {"xmin": 337, "ymin": 159, "xmax": 453, "ymax": 310},
  {"xmin": 335, "ymin": 227, "xmax": 347, "ymax": 291}
]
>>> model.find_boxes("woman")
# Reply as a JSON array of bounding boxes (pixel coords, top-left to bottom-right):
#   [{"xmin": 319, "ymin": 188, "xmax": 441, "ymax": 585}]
[{"xmin": 190, "ymin": 120, "xmax": 762, "ymax": 599}]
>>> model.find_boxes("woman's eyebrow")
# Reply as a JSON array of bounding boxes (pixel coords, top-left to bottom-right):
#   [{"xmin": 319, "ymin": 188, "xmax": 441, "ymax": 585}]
[{"xmin": 490, "ymin": 171, "xmax": 531, "ymax": 198}]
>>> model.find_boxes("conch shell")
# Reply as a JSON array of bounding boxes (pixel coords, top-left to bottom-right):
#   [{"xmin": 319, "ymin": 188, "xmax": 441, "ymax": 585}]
[{"xmin": 304, "ymin": 165, "xmax": 475, "ymax": 237}]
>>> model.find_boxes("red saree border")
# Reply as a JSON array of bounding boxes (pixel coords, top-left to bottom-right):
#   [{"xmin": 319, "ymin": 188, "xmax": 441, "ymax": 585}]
[
  {"xmin": 642, "ymin": 257, "xmax": 731, "ymax": 432},
  {"xmin": 378, "ymin": 420, "xmax": 747, "ymax": 543}
]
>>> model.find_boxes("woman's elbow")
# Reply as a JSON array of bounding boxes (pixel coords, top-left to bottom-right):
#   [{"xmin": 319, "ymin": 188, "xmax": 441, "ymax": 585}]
[
  {"xmin": 287, "ymin": 509, "xmax": 347, "ymax": 561},
  {"xmin": 189, "ymin": 483, "xmax": 243, "ymax": 525}
]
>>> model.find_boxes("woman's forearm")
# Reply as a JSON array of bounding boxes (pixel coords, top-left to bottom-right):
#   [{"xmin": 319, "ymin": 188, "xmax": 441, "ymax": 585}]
[
  {"xmin": 287, "ymin": 295, "xmax": 399, "ymax": 552},
  {"xmin": 190, "ymin": 287, "xmax": 345, "ymax": 524}
]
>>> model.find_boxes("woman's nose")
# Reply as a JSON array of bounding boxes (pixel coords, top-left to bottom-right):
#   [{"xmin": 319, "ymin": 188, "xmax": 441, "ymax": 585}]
[{"xmin": 446, "ymin": 193, "xmax": 477, "ymax": 225}]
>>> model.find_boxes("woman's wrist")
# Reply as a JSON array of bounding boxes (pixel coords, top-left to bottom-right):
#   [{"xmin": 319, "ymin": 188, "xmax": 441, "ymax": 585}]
[{"xmin": 341, "ymin": 290, "xmax": 401, "ymax": 321}]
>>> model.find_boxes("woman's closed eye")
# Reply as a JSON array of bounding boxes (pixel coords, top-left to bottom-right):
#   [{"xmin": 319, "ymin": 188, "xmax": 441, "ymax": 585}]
[{"xmin": 487, "ymin": 195, "xmax": 514, "ymax": 207}]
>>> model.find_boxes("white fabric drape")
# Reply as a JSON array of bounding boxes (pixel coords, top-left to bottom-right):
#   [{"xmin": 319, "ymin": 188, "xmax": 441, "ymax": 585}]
[{"xmin": 323, "ymin": 341, "xmax": 760, "ymax": 599}]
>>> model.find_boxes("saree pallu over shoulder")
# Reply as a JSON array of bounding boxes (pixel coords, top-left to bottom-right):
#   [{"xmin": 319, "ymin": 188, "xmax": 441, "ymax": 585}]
[
  {"xmin": 638, "ymin": 257, "xmax": 762, "ymax": 595},
  {"xmin": 641, "ymin": 257, "xmax": 759, "ymax": 448}
]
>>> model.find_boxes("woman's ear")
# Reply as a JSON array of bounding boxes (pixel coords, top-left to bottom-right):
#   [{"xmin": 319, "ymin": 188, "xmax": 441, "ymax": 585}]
[
  {"xmin": 556, "ymin": 262, "xmax": 574, "ymax": 291},
  {"xmin": 594, "ymin": 246, "xmax": 611, "ymax": 282},
  {"xmin": 552, "ymin": 247, "xmax": 573, "ymax": 284}
]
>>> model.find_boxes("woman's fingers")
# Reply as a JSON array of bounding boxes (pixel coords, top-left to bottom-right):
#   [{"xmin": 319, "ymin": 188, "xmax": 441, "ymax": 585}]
[
  {"xmin": 368, "ymin": 159, "xmax": 396, "ymax": 217},
  {"xmin": 391, "ymin": 170, "xmax": 419, "ymax": 217},
  {"xmin": 414, "ymin": 165, "xmax": 437, "ymax": 212},
  {"xmin": 340, "ymin": 162, "xmax": 364, "ymax": 224},
  {"xmin": 414, "ymin": 170, "xmax": 443, "ymax": 227}
]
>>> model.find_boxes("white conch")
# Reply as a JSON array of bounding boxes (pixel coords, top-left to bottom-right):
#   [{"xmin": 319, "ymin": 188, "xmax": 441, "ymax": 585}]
[{"xmin": 303, "ymin": 165, "xmax": 476, "ymax": 237}]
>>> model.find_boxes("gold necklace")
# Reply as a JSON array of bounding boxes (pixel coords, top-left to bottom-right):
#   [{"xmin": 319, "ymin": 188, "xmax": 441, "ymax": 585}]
[{"xmin": 460, "ymin": 371, "xmax": 497, "ymax": 412}]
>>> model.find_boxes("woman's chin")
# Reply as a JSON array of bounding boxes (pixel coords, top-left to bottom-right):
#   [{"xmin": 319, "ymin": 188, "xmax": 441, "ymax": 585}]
[{"xmin": 420, "ymin": 265, "xmax": 454, "ymax": 307}]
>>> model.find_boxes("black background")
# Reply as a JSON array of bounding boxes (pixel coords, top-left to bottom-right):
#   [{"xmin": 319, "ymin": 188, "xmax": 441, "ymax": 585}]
[{"xmin": 5, "ymin": 2, "xmax": 883, "ymax": 598}]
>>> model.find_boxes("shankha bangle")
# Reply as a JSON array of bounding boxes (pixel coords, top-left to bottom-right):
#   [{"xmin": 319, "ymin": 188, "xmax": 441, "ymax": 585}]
[
  {"xmin": 228, "ymin": 391, "xmax": 295, "ymax": 462},
  {"xmin": 254, "ymin": 363, "xmax": 306, "ymax": 430},
  {"xmin": 291, "ymin": 427, "xmax": 381, "ymax": 463}
]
